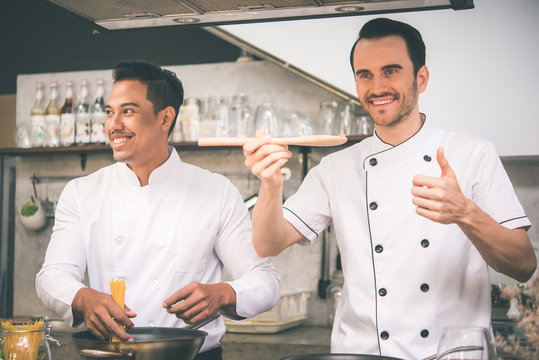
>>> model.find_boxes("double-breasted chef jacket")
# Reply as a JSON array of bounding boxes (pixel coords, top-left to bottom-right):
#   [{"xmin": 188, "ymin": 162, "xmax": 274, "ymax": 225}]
[
  {"xmin": 283, "ymin": 117, "xmax": 530, "ymax": 359},
  {"xmin": 36, "ymin": 147, "xmax": 281, "ymax": 353}
]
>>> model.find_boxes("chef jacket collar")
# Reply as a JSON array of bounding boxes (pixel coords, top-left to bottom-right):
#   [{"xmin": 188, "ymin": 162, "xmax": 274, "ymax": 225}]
[
  {"xmin": 117, "ymin": 146, "xmax": 182, "ymax": 187},
  {"xmin": 362, "ymin": 113, "xmax": 430, "ymax": 169}
]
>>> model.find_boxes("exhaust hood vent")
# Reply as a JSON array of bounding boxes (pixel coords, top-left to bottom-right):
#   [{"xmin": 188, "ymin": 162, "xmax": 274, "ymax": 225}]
[{"xmin": 44, "ymin": 0, "xmax": 474, "ymax": 30}]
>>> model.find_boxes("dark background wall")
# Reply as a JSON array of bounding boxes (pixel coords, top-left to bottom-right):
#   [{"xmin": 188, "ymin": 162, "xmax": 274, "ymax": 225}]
[{"xmin": 0, "ymin": 0, "xmax": 241, "ymax": 95}]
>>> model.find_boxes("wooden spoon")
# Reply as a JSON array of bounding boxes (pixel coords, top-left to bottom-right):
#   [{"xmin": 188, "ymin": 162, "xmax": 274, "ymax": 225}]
[{"xmin": 198, "ymin": 134, "xmax": 348, "ymax": 147}]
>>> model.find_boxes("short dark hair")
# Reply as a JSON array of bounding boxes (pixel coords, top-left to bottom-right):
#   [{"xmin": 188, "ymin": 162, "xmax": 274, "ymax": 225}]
[
  {"xmin": 349, "ymin": 18, "xmax": 426, "ymax": 75},
  {"xmin": 113, "ymin": 59, "xmax": 184, "ymax": 136}
]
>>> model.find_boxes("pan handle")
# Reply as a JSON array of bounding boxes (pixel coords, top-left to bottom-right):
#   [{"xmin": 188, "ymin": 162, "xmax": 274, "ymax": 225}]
[
  {"xmin": 185, "ymin": 313, "xmax": 220, "ymax": 330},
  {"xmin": 79, "ymin": 349, "xmax": 135, "ymax": 359}
]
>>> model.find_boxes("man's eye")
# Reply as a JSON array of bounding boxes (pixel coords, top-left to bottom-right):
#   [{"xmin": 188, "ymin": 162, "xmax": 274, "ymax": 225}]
[
  {"xmin": 386, "ymin": 69, "xmax": 397, "ymax": 75},
  {"xmin": 105, "ymin": 109, "xmax": 113, "ymax": 116},
  {"xmin": 123, "ymin": 108, "xmax": 134, "ymax": 115},
  {"xmin": 358, "ymin": 73, "xmax": 371, "ymax": 80}
]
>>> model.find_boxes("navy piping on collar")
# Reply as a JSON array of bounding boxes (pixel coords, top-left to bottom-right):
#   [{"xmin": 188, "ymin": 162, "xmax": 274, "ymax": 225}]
[
  {"xmin": 364, "ymin": 167, "xmax": 382, "ymax": 354},
  {"xmin": 283, "ymin": 207, "xmax": 319, "ymax": 238},
  {"xmin": 500, "ymin": 216, "xmax": 528, "ymax": 225},
  {"xmin": 365, "ymin": 113, "xmax": 427, "ymax": 169}
]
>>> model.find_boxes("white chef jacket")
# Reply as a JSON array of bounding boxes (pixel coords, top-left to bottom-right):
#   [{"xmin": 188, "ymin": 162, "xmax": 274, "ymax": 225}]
[
  {"xmin": 283, "ymin": 118, "xmax": 530, "ymax": 359},
  {"xmin": 36, "ymin": 147, "xmax": 280, "ymax": 353}
]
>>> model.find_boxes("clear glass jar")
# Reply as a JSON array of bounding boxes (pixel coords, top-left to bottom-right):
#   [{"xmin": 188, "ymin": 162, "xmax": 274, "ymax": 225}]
[{"xmin": 1, "ymin": 323, "xmax": 59, "ymax": 360}]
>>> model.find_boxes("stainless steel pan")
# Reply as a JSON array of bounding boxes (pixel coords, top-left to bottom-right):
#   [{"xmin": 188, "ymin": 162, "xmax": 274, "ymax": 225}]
[{"xmin": 72, "ymin": 314, "xmax": 218, "ymax": 360}]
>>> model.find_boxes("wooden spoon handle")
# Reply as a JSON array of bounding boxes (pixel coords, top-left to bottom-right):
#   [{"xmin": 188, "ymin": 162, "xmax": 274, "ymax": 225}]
[{"xmin": 198, "ymin": 134, "xmax": 348, "ymax": 147}]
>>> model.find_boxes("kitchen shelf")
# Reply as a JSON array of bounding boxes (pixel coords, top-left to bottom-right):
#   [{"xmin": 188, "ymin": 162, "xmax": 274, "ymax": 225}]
[
  {"xmin": 0, "ymin": 135, "xmax": 369, "ymax": 172},
  {"xmin": 0, "ymin": 135, "xmax": 369, "ymax": 155}
]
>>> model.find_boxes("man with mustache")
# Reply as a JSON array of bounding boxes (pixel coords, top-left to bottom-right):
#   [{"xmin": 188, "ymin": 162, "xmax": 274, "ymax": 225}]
[
  {"xmin": 243, "ymin": 18, "xmax": 536, "ymax": 359},
  {"xmin": 36, "ymin": 59, "xmax": 280, "ymax": 360}
]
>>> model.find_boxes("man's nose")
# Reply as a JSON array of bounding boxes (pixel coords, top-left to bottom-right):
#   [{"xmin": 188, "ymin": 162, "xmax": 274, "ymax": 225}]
[
  {"xmin": 372, "ymin": 75, "xmax": 389, "ymax": 93},
  {"xmin": 107, "ymin": 112, "xmax": 123, "ymax": 130}
]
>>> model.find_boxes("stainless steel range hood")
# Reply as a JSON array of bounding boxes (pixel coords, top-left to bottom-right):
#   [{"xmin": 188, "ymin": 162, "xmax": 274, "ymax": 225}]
[{"xmin": 44, "ymin": 0, "xmax": 473, "ymax": 30}]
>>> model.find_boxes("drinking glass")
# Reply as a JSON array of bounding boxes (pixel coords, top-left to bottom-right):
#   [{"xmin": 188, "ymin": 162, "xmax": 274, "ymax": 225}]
[
  {"xmin": 335, "ymin": 101, "xmax": 353, "ymax": 135},
  {"xmin": 254, "ymin": 102, "xmax": 278, "ymax": 136},
  {"xmin": 211, "ymin": 95, "xmax": 230, "ymax": 138},
  {"xmin": 230, "ymin": 93, "xmax": 252, "ymax": 137},
  {"xmin": 352, "ymin": 115, "xmax": 373, "ymax": 136},
  {"xmin": 288, "ymin": 111, "xmax": 313, "ymax": 136},
  {"xmin": 318, "ymin": 100, "xmax": 338, "ymax": 135},
  {"xmin": 436, "ymin": 326, "xmax": 496, "ymax": 360}
]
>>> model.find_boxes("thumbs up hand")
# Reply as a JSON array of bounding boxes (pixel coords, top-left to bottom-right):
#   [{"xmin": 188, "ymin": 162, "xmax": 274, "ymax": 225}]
[{"xmin": 412, "ymin": 147, "xmax": 468, "ymax": 224}]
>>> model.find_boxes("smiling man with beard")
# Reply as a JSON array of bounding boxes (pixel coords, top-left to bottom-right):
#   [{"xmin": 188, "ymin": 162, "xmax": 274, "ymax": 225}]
[
  {"xmin": 242, "ymin": 18, "xmax": 536, "ymax": 359},
  {"xmin": 36, "ymin": 59, "xmax": 280, "ymax": 360}
]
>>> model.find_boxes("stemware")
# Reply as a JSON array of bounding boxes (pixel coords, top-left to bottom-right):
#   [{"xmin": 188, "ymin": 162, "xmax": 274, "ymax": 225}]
[{"xmin": 435, "ymin": 326, "xmax": 496, "ymax": 360}]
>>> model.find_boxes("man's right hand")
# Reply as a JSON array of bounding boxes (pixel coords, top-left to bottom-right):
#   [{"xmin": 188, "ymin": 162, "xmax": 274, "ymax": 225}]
[
  {"xmin": 72, "ymin": 287, "xmax": 136, "ymax": 341},
  {"xmin": 243, "ymin": 130, "xmax": 292, "ymax": 187}
]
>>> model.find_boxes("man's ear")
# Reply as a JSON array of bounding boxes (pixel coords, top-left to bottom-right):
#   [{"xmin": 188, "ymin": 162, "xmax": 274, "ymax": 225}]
[
  {"xmin": 417, "ymin": 65, "xmax": 429, "ymax": 94},
  {"xmin": 160, "ymin": 106, "xmax": 176, "ymax": 132}
]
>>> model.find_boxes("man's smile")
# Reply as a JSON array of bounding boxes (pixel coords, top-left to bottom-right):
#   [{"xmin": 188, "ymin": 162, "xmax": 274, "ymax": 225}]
[
  {"xmin": 368, "ymin": 93, "xmax": 398, "ymax": 107},
  {"xmin": 109, "ymin": 132, "xmax": 135, "ymax": 148},
  {"xmin": 371, "ymin": 98, "xmax": 395, "ymax": 105}
]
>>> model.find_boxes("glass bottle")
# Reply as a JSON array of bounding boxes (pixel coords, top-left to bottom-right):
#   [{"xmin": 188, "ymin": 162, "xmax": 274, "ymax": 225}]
[
  {"xmin": 29, "ymin": 81, "xmax": 46, "ymax": 147},
  {"xmin": 44, "ymin": 81, "xmax": 60, "ymax": 147},
  {"xmin": 60, "ymin": 80, "xmax": 75, "ymax": 146},
  {"xmin": 75, "ymin": 79, "xmax": 91, "ymax": 145},
  {"xmin": 91, "ymin": 78, "xmax": 107, "ymax": 144},
  {"xmin": 230, "ymin": 93, "xmax": 252, "ymax": 137}
]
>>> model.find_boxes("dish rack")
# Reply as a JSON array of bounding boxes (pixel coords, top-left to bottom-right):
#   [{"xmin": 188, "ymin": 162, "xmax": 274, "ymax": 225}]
[{"xmin": 225, "ymin": 290, "xmax": 310, "ymax": 334}]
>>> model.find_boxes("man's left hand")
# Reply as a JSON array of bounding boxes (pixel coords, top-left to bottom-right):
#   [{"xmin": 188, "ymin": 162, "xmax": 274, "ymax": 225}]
[
  {"xmin": 162, "ymin": 282, "xmax": 236, "ymax": 324},
  {"xmin": 412, "ymin": 147, "xmax": 469, "ymax": 224}
]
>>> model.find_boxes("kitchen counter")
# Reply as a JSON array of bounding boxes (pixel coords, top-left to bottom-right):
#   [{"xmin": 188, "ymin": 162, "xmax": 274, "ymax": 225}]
[{"xmin": 222, "ymin": 325, "xmax": 331, "ymax": 360}]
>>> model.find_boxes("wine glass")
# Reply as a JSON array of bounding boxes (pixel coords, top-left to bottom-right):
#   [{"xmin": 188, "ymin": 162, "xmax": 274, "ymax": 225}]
[{"xmin": 436, "ymin": 326, "xmax": 496, "ymax": 360}]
